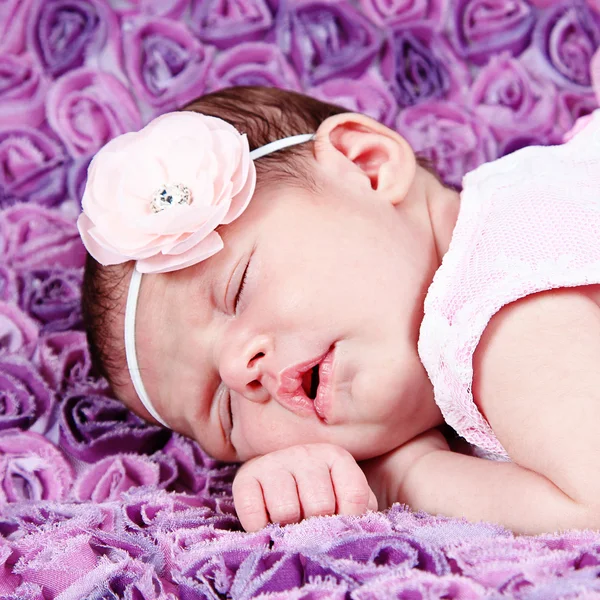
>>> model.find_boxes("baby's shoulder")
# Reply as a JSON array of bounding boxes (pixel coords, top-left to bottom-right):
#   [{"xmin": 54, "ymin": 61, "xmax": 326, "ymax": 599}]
[{"xmin": 472, "ymin": 285, "xmax": 600, "ymax": 428}]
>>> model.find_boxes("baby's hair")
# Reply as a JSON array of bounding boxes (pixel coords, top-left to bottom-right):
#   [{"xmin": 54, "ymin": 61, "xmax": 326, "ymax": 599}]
[{"xmin": 82, "ymin": 85, "xmax": 437, "ymax": 394}]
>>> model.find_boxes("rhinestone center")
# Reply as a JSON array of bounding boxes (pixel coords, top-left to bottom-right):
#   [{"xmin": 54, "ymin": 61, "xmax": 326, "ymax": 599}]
[{"xmin": 151, "ymin": 183, "xmax": 192, "ymax": 213}]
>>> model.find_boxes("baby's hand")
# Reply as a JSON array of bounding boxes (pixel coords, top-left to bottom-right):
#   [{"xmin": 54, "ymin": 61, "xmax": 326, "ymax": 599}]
[{"xmin": 232, "ymin": 443, "xmax": 378, "ymax": 532}]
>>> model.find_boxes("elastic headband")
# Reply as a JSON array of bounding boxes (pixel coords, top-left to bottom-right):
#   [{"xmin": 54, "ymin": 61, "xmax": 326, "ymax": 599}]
[{"xmin": 124, "ymin": 133, "xmax": 315, "ymax": 427}]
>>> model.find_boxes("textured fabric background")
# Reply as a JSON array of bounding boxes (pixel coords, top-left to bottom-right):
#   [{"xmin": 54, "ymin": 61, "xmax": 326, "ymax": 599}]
[{"xmin": 2, "ymin": 0, "xmax": 600, "ymax": 597}]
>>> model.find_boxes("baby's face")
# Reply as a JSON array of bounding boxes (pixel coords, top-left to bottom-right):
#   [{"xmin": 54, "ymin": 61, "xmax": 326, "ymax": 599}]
[{"xmin": 128, "ymin": 168, "xmax": 444, "ymax": 462}]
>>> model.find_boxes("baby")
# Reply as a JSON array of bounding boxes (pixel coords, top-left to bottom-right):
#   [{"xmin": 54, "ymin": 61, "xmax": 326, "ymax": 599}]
[{"xmin": 79, "ymin": 85, "xmax": 600, "ymax": 536}]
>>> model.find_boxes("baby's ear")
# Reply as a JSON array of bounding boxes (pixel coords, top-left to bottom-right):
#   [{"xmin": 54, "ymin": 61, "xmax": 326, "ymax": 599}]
[{"xmin": 314, "ymin": 113, "xmax": 416, "ymax": 205}]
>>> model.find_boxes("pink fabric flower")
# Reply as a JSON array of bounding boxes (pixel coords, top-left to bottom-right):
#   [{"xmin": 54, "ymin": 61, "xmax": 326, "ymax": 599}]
[{"xmin": 77, "ymin": 111, "xmax": 256, "ymax": 273}]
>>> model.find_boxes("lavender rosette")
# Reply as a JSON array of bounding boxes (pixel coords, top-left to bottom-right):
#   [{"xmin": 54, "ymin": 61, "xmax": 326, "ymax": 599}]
[
  {"xmin": 357, "ymin": 0, "xmax": 446, "ymax": 30},
  {"xmin": 18, "ymin": 269, "xmax": 83, "ymax": 332},
  {"xmin": 188, "ymin": 0, "xmax": 276, "ymax": 49},
  {"xmin": 532, "ymin": 1, "xmax": 600, "ymax": 91},
  {"xmin": 381, "ymin": 25, "xmax": 471, "ymax": 108},
  {"xmin": 396, "ymin": 100, "xmax": 497, "ymax": 187},
  {"xmin": 309, "ymin": 73, "xmax": 398, "ymax": 128},
  {"xmin": 448, "ymin": 0, "xmax": 535, "ymax": 65},
  {"xmin": 207, "ymin": 42, "xmax": 300, "ymax": 91},
  {"xmin": 59, "ymin": 394, "xmax": 171, "ymax": 462},
  {"xmin": 0, "ymin": 0, "xmax": 32, "ymax": 55},
  {"xmin": 0, "ymin": 128, "xmax": 67, "ymax": 209},
  {"xmin": 71, "ymin": 454, "xmax": 174, "ymax": 502},
  {"xmin": 0, "ymin": 267, "xmax": 18, "ymax": 304},
  {"xmin": 0, "ymin": 357, "xmax": 53, "ymax": 433},
  {"xmin": 0, "ymin": 53, "xmax": 49, "ymax": 128},
  {"xmin": 0, "ymin": 303, "xmax": 38, "ymax": 359},
  {"xmin": 470, "ymin": 52, "xmax": 566, "ymax": 143},
  {"xmin": 46, "ymin": 67, "xmax": 142, "ymax": 158},
  {"xmin": 110, "ymin": 0, "xmax": 188, "ymax": 19},
  {"xmin": 38, "ymin": 331, "xmax": 106, "ymax": 393},
  {"xmin": 123, "ymin": 17, "xmax": 215, "ymax": 116},
  {"xmin": 277, "ymin": 0, "xmax": 384, "ymax": 86},
  {"xmin": 26, "ymin": 0, "xmax": 122, "ymax": 78},
  {"xmin": 1, "ymin": 205, "xmax": 86, "ymax": 270},
  {"xmin": 0, "ymin": 430, "xmax": 73, "ymax": 505}
]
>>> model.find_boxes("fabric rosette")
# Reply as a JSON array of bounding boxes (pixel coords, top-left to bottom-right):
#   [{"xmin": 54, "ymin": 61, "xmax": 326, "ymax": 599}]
[
  {"xmin": 0, "ymin": 128, "xmax": 67, "ymax": 209},
  {"xmin": 277, "ymin": 0, "xmax": 384, "ymax": 86},
  {"xmin": 396, "ymin": 101, "xmax": 497, "ymax": 187},
  {"xmin": 187, "ymin": 0, "xmax": 276, "ymax": 49},
  {"xmin": 309, "ymin": 73, "xmax": 398, "ymax": 128},
  {"xmin": 0, "ymin": 429, "xmax": 73, "ymax": 505},
  {"xmin": 27, "ymin": 0, "xmax": 122, "ymax": 78},
  {"xmin": 46, "ymin": 68, "xmax": 142, "ymax": 158},
  {"xmin": 0, "ymin": 303, "xmax": 38, "ymax": 359},
  {"xmin": 470, "ymin": 52, "xmax": 565, "ymax": 143},
  {"xmin": 207, "ymin": 42, "xmax": 301, "ymax": 91},
  {"xmin": 0, "ymin": 357, "xmax": 53, "ymax": 434},
  {"xmin": 357, "ymin": 0, "xmax": 446, "ymax": 30},
  {"xmin": 448, "ymin": 0, "xmax": 535, "ymax": 65},
  {"xmin": 0, "ymin": 53, "xmax": 49, "ymax": 129},
  {"xmin": 110, "ymin": 0, "xmax": 188, "ymax": 18},
  {"xmin": 0, "ymin": 267, "xmax": 18, "ymax": 304},
  {"xmin": 381, "ymin": 24, "xmax": 471, "ymax": 108},
  {"xmin": 71, "ymin": 454, "xmax": 173, "ymax": 502},
  {"xmin": 18, "ymin": 269, "xmax": 83, "ymax": 332},
  {"xmin": 531, "ymin": 1, "xmax": 600, "ymax": 91},
  {"xmin": 1, "ymin": 205, "xmax": 86, "ymax": 270},
  {"xmin": 123, "ymin": 17, "xmax": 215, "ymax": 117},
  {"xmin": 38, "ymin": 331, "xmax": 105, "ymax": 392},
  {"xmin": 77, "ymin": 111, "xmax": 257, "ymax": 274},
  {"xmin": 0, "ymin": 0, "xmax": 32, "ymax": 55},
  {"xmin": 59, "ymin": 394, "xmax": 171, "ymax": 462}
]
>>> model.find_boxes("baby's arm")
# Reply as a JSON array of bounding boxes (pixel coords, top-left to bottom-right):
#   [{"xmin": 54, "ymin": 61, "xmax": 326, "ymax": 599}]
[
  {"xmin": 362, "ymin": 429, "xmax": 595, "ymax": 535},
  {"xmin": 365, "ymin": 287, "xmax": 600, "ymax": 535}
]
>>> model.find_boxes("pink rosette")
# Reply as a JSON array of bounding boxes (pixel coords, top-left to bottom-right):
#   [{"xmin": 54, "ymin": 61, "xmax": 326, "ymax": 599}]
[
  {"xmin": 0, "ymin": 127, "xmax": 67, "ymax": 208},
  {"xmin": 0, "ymin": 303, "xmax": 38, "ymax": 359},
  {"xmin": 470, "ymin": 53, "xmax": 563, "ymax": 141},
  {"xmin": 381, "ymin": 24, "xmax": 471, "ymax": 108},
  {"xmin": 396, "ymin": 100, "xmax": 497, "ymax": 187},
  {"xmin": 46, "ymin": 67, "xmax": 142, "ymax": 158},
  {"xmin": 0, "ymin": 0, "xmax": 33, "ymax": 55},
  {"xmin": 110, "ymin": 0, "xmax": 188, "ymax": 18},
  {"xmin": 0, "ymin": 53, "xmax": 49, "ymax": 129},
  {"xmin": 0, "ymin": 266, "xmax": 18, "ymax": 303},
  {"xmin": 77, "ymin": 111, "xmax": 257, "ymax": 274},
  {"xmin": 27, "ymin": 0, "xmax": 122, "ymax": 79},
  {"xmin": 72, "ymin": 454, "xmax": 163, "ymax": 502},
  {"xmin": 357, "ymin": 0, "xmax": 446, "ymax": 30},
  {"xmin": 123, "ymin": 17, "xmax": 215, "ymax": 117},
  {"xmin": 0, "ymin": 205, "xmax": 86, "ymax": 270},
  {"xmin": 187, "ymin": 0, "xmax": 276, "ymax": 49},
  {"xmin": 207, "ymin": 42, "xmax": 301, "ymax": 92},
  {"xmin": 38, "ymin": 331, "xmax": 106, "ymax": 392},
  {"xmin": 309, "ymin": 73, "xmax": 398, "ymax": 129},
  {"xmin": 530, "ymin": 1, "xmax": 600, "ymax": 91},
  {"xmin": 0, "ymin": 429, "xmax": 74, "ymax": 505}
]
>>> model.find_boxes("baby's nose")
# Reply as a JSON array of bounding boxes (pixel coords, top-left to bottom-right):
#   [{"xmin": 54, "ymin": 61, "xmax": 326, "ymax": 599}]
[{"xmin": 219, "ymin": 334, "xmax": 273, "ymax": 403}]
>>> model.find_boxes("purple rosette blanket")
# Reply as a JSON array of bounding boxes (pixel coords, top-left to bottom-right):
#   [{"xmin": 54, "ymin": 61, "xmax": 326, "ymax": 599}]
[{"xmin": 2, "ymin": 0, "xmax": 600, "ymax": 597}]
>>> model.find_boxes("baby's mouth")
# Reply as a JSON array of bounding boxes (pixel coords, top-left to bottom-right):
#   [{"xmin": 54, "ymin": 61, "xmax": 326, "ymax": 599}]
[{"xmin": 301, "ymin": 364, "xmax": 320, "ymax": 400}]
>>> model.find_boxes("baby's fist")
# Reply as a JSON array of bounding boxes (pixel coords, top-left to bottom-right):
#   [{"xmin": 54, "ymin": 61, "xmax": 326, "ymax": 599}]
[{"xmin": 232, "ymin": 443, "xmax": 378, "ymax": 532}]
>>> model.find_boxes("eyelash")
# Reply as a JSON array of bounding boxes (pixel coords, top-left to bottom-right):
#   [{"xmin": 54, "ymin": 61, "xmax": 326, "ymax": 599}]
[{"xmin": 234, "ymin": 261, "xmax": 250, "ymax": 311}]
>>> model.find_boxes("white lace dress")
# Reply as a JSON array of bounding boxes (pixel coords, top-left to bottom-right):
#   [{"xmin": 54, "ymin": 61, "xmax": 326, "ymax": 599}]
[{"xmin": 418, "ymin": 109, "xmax": 600, "ymax": 461}]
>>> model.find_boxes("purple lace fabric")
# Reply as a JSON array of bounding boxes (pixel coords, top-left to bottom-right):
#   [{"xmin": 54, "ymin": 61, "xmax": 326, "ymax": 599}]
[{"xmin": 1, "ymin": 0, "xmax": 600, "ymax": 597}]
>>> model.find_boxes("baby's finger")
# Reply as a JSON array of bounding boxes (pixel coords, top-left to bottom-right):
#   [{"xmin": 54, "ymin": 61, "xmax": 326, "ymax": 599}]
[
  {"xmin": 368, "ymin": 488, "xmax": 378, "ymax": 512},
  {"xmin": 294, "ymin": 462, "xmax": 337, "ymax": 519},
  {"xmin": 330, "ymin": 453, "xmax": 373, "ymax": 516},
  {"xmin": 232, "ymin": 474, "xmax": 269, "ymax": 532},
  {"xmin": 262, "ymin": 471, "xmax": 301, "ymax": 526}
]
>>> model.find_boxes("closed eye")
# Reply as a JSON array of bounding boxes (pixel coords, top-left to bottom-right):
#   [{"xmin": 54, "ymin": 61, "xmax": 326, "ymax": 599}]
[{"xmin": 234, "ymin": 261, "xmax": 249, "ymax": 311}]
